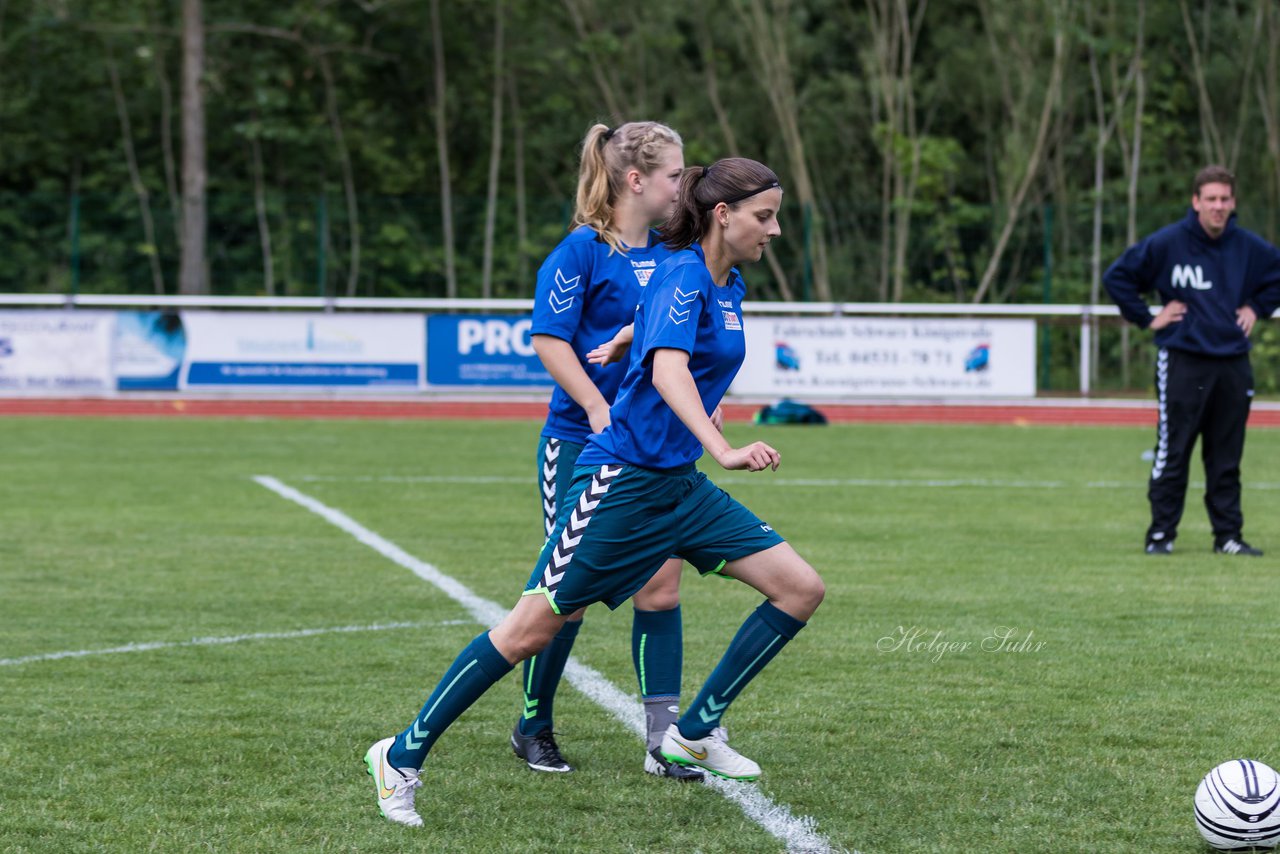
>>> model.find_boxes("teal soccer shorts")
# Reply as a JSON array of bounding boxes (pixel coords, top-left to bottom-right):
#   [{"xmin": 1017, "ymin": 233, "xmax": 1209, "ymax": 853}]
[
  {"xmin": 536, "ymin": 436, "xmax": 585, "ymax": 540},
  {"xmin": 523, "ymin": 463, "xmax": 785, "ymax": 614}
]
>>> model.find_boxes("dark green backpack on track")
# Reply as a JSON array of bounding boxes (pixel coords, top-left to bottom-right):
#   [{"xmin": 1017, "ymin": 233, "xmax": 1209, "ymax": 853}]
[{"xmin": 753, "ymin": 398, "xmax": 828, "ymax": 425}]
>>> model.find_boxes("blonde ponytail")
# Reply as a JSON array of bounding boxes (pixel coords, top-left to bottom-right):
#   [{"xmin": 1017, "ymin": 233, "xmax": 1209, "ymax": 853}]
[{"xmin": 571, "ymin": 120, "xmax": 683, "ymax": 254}]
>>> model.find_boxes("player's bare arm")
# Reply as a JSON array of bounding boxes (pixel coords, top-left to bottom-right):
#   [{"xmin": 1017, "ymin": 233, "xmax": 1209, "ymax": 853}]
[
  {"xmin": 651, "ymin": 348, "xmax": 778, "ymax": 472},
  {"xmin": 533, "ymin": 334, "xmax": 611, "ymax": 433}
]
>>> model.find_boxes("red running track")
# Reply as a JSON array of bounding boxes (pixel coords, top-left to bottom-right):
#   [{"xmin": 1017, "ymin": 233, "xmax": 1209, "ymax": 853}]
[{"xmin": 7, "ymin": 396, "xmax": 1280, "ymax": 427}]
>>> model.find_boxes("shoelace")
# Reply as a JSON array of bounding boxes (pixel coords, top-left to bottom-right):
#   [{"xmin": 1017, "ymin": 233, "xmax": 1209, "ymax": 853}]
[
  {"xmin": 392, "ymin": 771, "xmax": 422, "ymax": 794},
  {"xmin": 530, "ymin": 730, "xmax": 563, "ymax": 754}
]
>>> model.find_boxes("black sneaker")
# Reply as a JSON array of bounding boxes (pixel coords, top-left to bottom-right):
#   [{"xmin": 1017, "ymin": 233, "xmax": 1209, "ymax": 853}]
[
  {"xmin": 1215, "ymin": 537, "xmax": 1263, "ymax": 556},
  {"xmin": 644, "ymin": 746, "xmax": 705, "ymax": 781},
  {"xmin": 1145, "ymin": 539, "xmax": 1174, "ymax": 555},
  {"xmin": 511, "ymin": 725, "xmax": 572, "ymax": 772}
]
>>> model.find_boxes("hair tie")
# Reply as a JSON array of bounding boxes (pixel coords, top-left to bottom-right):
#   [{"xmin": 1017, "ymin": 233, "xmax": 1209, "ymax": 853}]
[
  {"xmin": 602, "ymin": 126, "xmax": 617, "ymax": 142},
  {"xmin": 702, "ymin": 165, "xmax": 711, "ymax": 179}
]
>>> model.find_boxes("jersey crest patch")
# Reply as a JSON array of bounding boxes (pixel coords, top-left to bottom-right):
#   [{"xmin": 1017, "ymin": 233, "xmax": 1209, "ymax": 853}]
[
  {"xmin": 722, "ymin": 310, "xmax": 741, "ymax": 331},
  {"xmin": 634, "ymin": 268, "xmax": 654, "ymax": 287}
]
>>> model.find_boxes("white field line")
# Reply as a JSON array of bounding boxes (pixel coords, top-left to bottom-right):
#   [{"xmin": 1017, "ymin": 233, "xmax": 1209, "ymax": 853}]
[
  {"xmin": 0, "ymin": 620, "xmax": 466, "ymax": 668},
  {"xmin": 297, "ymin": 472, "xmax": 1280, "ymax": 492},
  {"xmin": 254, "ymin": 474, "xmax": 848, "ymax": 854},
  {"xmin": 295, "ymin": 473, "xmax": 1125, "ymax": 489}
]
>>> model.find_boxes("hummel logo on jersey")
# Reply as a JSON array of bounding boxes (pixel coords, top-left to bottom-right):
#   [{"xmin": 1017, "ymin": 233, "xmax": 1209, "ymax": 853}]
[
  {"xmin": 1171, "ymin": 264, "xmax": 1212, "ymax": 290},
  {"xmin": 549, "ymin": 269, "xmax": 580, "ymax": 314},
  {"xmin": 668, "ymin": 287, "xmax": 698, "ymax": 325},
  {"xmin": 554, "ymin": 268, "xmax": 580, "ymax": 292}
]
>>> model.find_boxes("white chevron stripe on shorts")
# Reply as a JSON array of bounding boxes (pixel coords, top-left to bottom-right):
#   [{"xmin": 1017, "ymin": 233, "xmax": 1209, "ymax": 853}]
[
  {"xmin": 541, "ymin": 439, "xmax": 561, "ymax": 538},
  {"xmin": 1152, "ymin": 348, "xmax": 1170, "ymax": 481},
  {"xmin": 540, "ymin": 464, "xmax": 622, "ymax": 593}
]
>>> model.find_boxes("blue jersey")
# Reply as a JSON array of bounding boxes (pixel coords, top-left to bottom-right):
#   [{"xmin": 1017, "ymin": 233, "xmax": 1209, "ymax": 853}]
[
  {"xmin": 579, "ymin": 243, "xmax": 747, "ymax": 470},
  {"xmin": 1104, "ymin": 210, "xmax": 1280, "ymax": 357},
  {"xmin": 532, "ymin": 226, "xmax": 674, "ymax": 443}
]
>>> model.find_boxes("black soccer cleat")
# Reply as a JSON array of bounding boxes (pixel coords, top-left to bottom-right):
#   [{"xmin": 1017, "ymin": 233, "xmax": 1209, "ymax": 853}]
[
  {"xmin": 1145, "ymin": 539, "xmax": 1174, "ymax": 555},
  {"xmin": 1215, "ymin": 537, "xmax": 1263, "ymax": 556},
  {"xmin": 644, "ymin": 746, "xmax": 706, "ymax": 781},
  {"xmin": 511, "ymin": 725, "xmax": 573, "ymax": 773}
]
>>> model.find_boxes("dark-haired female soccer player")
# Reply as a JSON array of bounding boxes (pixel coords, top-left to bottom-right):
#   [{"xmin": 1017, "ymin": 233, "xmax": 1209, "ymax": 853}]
[
  {"xmin": 365, "ymin": 157, "xmax": 825, "ymax": 828},
  {"xmin": 515, "ymin": 120, "xmax": 702, "ymax": 781}
]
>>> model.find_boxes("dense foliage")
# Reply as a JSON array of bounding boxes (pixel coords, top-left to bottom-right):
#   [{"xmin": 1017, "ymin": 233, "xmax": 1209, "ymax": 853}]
[{"xmin": 1, "ymin": 0, "xmax": 1278, "ymax": 307}]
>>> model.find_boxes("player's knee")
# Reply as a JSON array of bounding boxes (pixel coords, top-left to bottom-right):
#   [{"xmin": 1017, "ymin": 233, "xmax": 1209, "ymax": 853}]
[
  {"xmin": 491, "ymin": 601, "xmax": 564, "ymax": 662},
  {"xmin": 633, "ymin": 584, "xmax": 679, "ymax": 611},
  {"xmin": 503, "ymin": 622, "xmax": 561, "ymax": 661},
  {"xmin": 632, "ymin": 559, "xmax": 683, "ymax": 611},
  {"xmin": 802, "ymin": 573, "xmax": 826, "ymax": 615},
  {"xmin": 786, "ymin": 566, "xmax": 825, "ymax": 620}
]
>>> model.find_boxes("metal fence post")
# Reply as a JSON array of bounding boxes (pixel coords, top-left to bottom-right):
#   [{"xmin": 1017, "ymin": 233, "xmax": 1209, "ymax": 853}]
[{"xmin": 1079, "ymin": 305, "xmax": 1092, "ymax": 395}]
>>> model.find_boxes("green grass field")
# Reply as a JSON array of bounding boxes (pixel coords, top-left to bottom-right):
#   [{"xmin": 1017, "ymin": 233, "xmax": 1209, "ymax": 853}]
[{"xmin": 4, "ymin": 415, "xmax": 1280, "ymax": 853}]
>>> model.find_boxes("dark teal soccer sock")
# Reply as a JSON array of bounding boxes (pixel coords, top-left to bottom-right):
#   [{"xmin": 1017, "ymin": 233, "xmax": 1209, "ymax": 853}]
[
  {"xmin": 633, "ymin": 605, "xmax": 684, "ymax": 751},
  {"xmin": 678, "ymin": 601, "xmax": 806, "ymax": 740},
  {"xmin": 388, "ymin": 631, "xmax": 513, "ymax": 771},
  {"xmin": 632, "ymin": 605, "xmax": 683, "ymax": 698},
  {"xmin": 516, "ymin": 618, "xmax": 581, "ymax": 737}
]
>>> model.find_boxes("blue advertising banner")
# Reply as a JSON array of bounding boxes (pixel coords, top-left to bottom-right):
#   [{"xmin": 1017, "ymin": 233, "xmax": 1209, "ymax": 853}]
[
  {"xmin": 185, "ymin": 362, "xmax": 419, "ymax": 385},
  {"xmin": 426, "ymin": 315, "xmax": 553, "ymax": 387},
  {"xmin": 116, "ymin": 311, "xmax": 185, "ymax": 391}
]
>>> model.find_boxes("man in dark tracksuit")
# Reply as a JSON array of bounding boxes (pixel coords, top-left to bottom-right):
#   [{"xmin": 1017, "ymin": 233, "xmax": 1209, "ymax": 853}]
[{"xmin": 1105, "ymin": 165, "xmax": 1280, "ymax": 556}]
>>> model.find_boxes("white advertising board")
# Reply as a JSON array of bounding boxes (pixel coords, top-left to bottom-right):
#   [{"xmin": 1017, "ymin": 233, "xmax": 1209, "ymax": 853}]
[
  {"xmin": 178, "ymin": 311, "xmax": 424, "ymax": 390},
  {"xmin": 734, "ymin": 316, "xmax": 1036, "ymax": 397},
  {"xmin": 0, "ymin": 311, "xmax": 115, "ymax": 395}
]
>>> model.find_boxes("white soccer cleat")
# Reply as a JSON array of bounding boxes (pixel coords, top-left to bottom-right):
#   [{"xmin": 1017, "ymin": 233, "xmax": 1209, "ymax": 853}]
[
  {"xmin": 659, "ymin": 723, "xmax": 761, "ymax": 781},
  {"xmin": 364, "ymin": 737, "xmax": 423, "ymax": 827}
]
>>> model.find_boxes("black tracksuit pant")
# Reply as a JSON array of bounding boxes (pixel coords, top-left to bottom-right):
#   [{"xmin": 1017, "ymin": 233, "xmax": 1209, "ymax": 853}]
[{"xmin": 1147, "ymin": 347, "xmax": 1253, "ymax": 544}]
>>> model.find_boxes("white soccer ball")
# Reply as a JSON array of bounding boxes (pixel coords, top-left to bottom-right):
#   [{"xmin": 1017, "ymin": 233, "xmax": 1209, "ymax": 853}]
[{"xmin": 1195, "ymin": 759, "xmax": 1280, "ymax": 850}]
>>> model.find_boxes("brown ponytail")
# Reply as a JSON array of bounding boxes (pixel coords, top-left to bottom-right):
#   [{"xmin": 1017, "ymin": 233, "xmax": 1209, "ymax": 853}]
[{"xmin": 659, "ymin": 158, "xmax": 780, "ymax": 251}]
